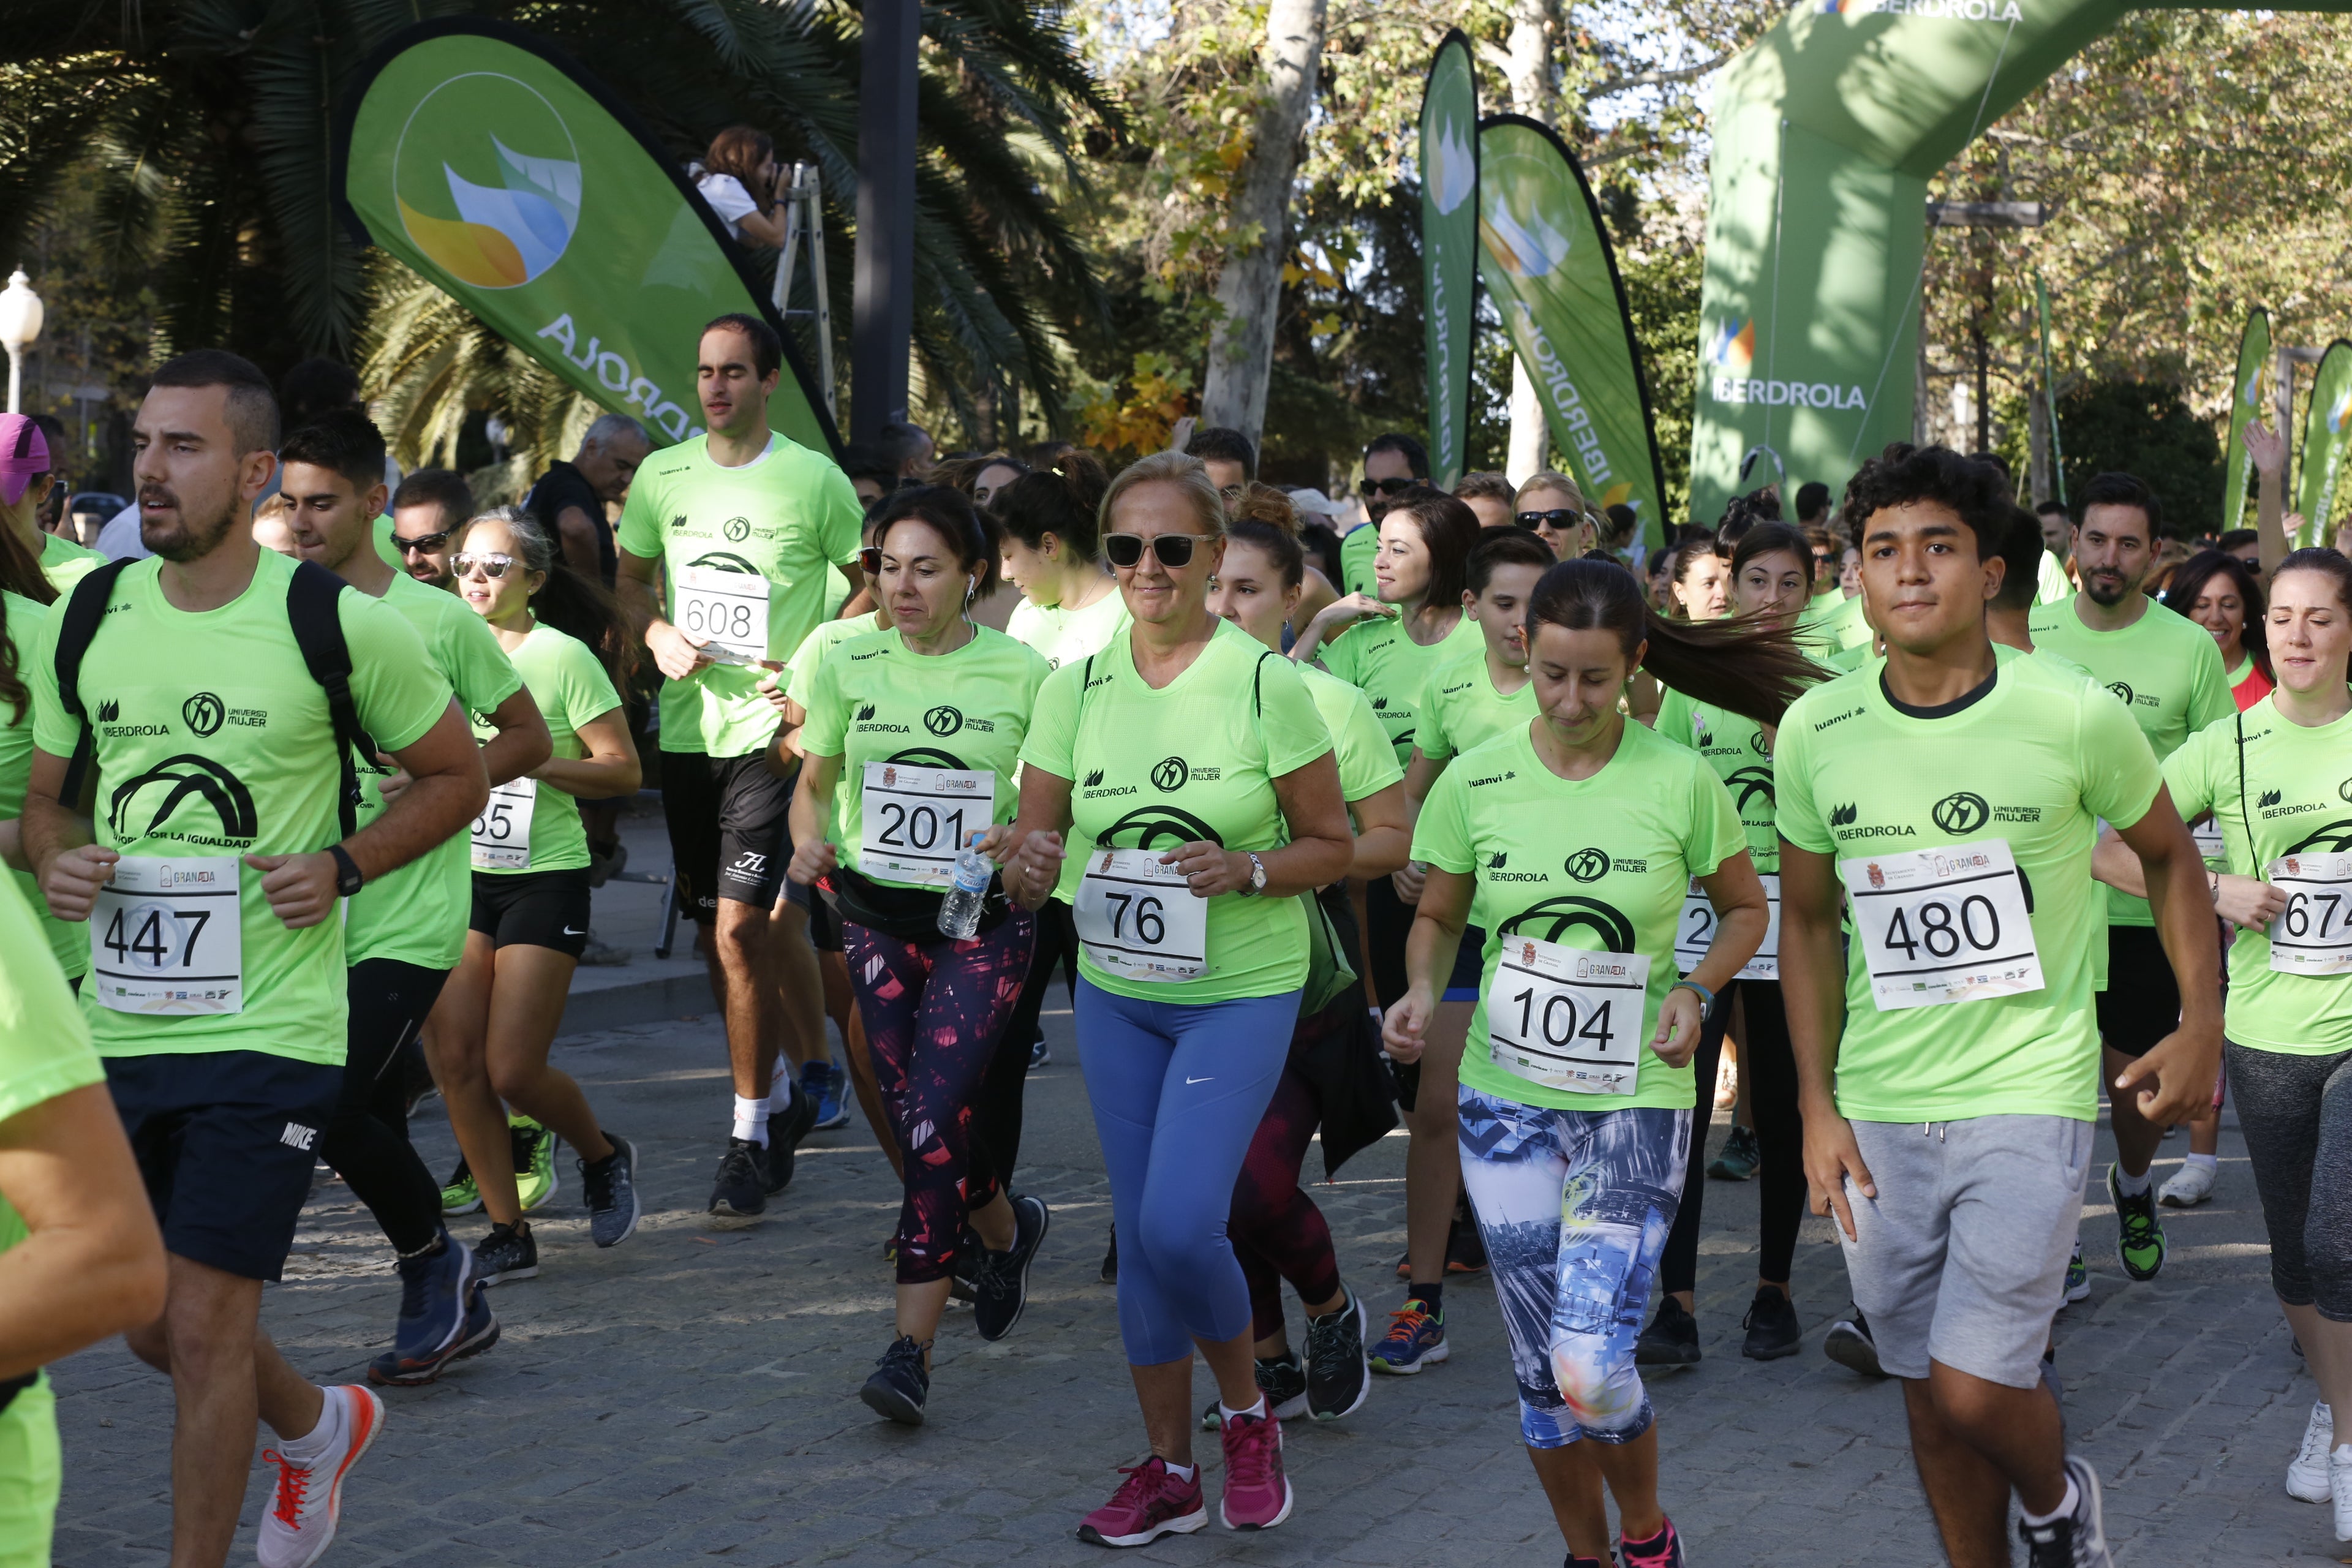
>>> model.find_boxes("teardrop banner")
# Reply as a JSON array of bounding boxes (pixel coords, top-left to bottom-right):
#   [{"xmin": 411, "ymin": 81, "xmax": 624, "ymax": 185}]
[
  {"xmin": 2295, "ymin": 340, "xmax": 2352, "ymax": 548},
  {"xmin": 1419, "ymin": 32, "xmax": 1479, "ymax": 491},
  {"xmin": 334, "ymin": 16, "xmax": 840, "ymax": 456},
  {"xmin": 2220, "ymin": 306, "xmax": 2271, "ymax": 536},
  {"xmin": 1476, "ymin": 115, "xmax": 1667, "ymax": 544}
]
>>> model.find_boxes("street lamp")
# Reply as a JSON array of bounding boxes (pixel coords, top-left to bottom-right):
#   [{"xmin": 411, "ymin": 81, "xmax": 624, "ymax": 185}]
[{"xmin": 0, "ymin": 270, "xmax": 42, "ymax": 416}]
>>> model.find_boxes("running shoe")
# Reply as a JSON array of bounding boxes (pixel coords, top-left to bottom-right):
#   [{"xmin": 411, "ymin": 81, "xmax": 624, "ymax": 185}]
[
  {"xmin": 257, "ymin": 1384, "xmax": 384, "ymax": 1568},
  {"xmin": 1303, "ymin": 1286, "xmax": 1370, "ymax": 1420},
  {"xmin": 439, "ymin": 1155, "xmax": 480, "ymax": 1216},
  {"xmin": 2333, "ymin": 1435, "xmax": 2352, "ymax": 1540},
  {"xmin": 709, "ymin": 1137, "xmax": 770, "ymax": 1226},
  {"xmin": 1822, "ymin": 1308, "xmax": 1887, "ymax": 1378},
  {"xmin": 1706, "ymin": 1123, "xmax": 1761, "ymax": 1182},
  {"xmin": 764, "ymin": 1088, "xmax": 820, "ymax": 1196},
  {"xmin": 860, "ymin": 1334, "xmax": 930, "ymax": 1426},
  {"xmin": 1366, "ymin": 1298, "xmax": 1447, "ymax": 1374},
  {"xmin": 2108, "ymin": 1164, "xmax": 2166, "ymax": 1281},
  {"xmin": 802, "ymin": 1057, "xmax": 851, "ymax": 1131},
  {"xmin": 974, "ymin": 1194, "xmax": 1050, "ymax": 1342},
  {"xmin": 366, "ymin": 1235, "xmax": 491, "ymax": 1387},
  {"xmin": 1216, "ymin": 1403, "xmax": 1292, "ymax": 1531},
  {"xmin": 2017, "ymin": 1454, "xmax": 2113, "ymax": 1567},
  {"xmin": 1740, "ymin": 1287, "xmax": 1802, "ymax": 1361},
  {"xmin": 2290, "ymin": 1400, "xmax": 2334, "ymax": 1503},
  {"xmin": 2065, "ymin": 1237, "xmax": 2090, "ymax": 1302},
  {"xmin": 1101, "ymin": 1225, "xmax": 1118, "ymax": 1284},
  {"xmin": 1445, "ymin": 1210, "xmax": 1488, "ymax": 1275},
  {"xmin": 2158, "ymin": 1159, "xmax": 2215, "ymax": 1207},
  {"xmin": 473, "ymin": 1221, "xmax": 537, "ymax": 1284},
  {"xmin": 1201, "ymin": 1353, "xmax": 1308, "ymax": 1428},
  {"xmin": 1619, "ymin": 1516, "xmax": 1686, "ymax": 1568},
  {"xmin": 1392, "ymin": 1250, "xmax": 1411, "ymax": 1281},
  {"xmin": 510, "ymin": 1117, "xmax": 559, "ymax": 1212},
  {"xmin": 1030, "ymin": 1038, "xmax": 1052, "ymax": 1070},
  {"xmin": 581, "ymin": 1134, "xmax": 640, "ymax": 1248},
  {"xmin": 1635, "ymin": 1297, "xmax": 1701, "ymax": 1368},
  {"xmin": 1076, "ymin": 1457, "xmax": 1207, "ymax": 1548}
]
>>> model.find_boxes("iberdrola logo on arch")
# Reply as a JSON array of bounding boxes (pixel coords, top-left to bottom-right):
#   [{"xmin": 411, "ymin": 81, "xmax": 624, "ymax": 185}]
[
  {"xmin": 1705, "ymin": 315, "xmax": 1868, "ymax": 410},
  {"xmin": 394, "ymin": 74, "xmax": 581, "ymax": 289},
  {"xmin": 1478, "ymin": 150, "xmax": 1574, "ymax": 277}
]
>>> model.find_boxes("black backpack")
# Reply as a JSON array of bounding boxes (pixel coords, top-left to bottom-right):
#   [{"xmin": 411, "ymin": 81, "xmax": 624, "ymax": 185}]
[{"xmin": 53, "ymin": 558, "xmax": 379, "ymax": 839}]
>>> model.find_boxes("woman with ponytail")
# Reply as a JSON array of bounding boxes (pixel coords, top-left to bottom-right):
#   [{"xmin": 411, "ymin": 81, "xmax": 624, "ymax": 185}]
[
  {"xmin": 995, "ymin": 450, "xmax": 1125, "ymax": 672},
  {"xmin": 1383, "ymin": 557, "xmax": 1798, "ymax": 1568}
]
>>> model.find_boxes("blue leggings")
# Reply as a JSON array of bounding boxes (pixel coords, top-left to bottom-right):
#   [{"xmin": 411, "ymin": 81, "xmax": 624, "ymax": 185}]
[{"xmin": 1076, "ymin": 979, "xmax": 1300, "ymax": 1365}]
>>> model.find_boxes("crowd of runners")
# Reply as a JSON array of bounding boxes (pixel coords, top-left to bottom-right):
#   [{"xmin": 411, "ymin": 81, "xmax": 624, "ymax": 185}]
[{"xmin": 0, "ymin": 311, "xmax": 2345, "ymax": 1568}]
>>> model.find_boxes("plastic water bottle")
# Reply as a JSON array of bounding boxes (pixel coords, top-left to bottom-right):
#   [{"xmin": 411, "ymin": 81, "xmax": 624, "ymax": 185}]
[{"xmin": 937, "ymin": 831, "xmax": 993, "ymax": 940}]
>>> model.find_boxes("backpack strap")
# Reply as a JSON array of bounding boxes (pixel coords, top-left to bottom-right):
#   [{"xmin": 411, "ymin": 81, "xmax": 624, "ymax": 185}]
[
  {"xmin": 53, "ymin": 559, "xmax": 135, "ymax": 813},
  {"xmin": 284, "ymin": 561, "xmax": 379, "ymax": 840}
]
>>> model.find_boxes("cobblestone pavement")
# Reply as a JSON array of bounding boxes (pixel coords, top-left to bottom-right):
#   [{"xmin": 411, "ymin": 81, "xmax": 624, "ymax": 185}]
[{"xmin": 51, "ymin": 1004, "xmax": 2342, "ymax": 1565}]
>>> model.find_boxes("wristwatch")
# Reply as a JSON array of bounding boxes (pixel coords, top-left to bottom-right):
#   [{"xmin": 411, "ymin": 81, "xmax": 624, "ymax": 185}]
[
  {"xmin": 328, "ymin": 843, "xmax": 365, "ymax": 897},
  {"xmin": 1670, "ymin": 977, "xmax": 1715, "ymax": 1014},
  {"xmin": 1241, "ymin": 852, "xmax": 1268, "ymax": 897}
]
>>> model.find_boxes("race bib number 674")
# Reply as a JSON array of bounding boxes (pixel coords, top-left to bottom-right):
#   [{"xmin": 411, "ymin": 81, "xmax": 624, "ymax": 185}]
[{"xmin": 1839, "ymin": 840, "xmax": 2044, "ymax": 1011}]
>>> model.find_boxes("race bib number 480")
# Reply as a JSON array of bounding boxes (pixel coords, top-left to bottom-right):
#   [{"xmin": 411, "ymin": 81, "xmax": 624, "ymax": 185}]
[
  {"xmin": 861, "ymin": 762, "xmax": 995, "ymax": 888},
  {"xmin": 1675, "ymin": 873, "xmax": 1780, "ymax": 982},
  {"xmin": 91, "ymin": 855, "xmax": 243, "ymax": 1016},
  {"xmin": 1074, "ymin": 848, "xmax": 1208, "ymax": 982},
  {"xmin": 1485, "ymin": 935, "xmax": 1651, "ymax": 1096},
  {"xmin": 2266, "ymin": 853, "xmax": 2352, "ymax": 975},
  {"xmin": 1840, "ymin": 840, "xmax": 2043, "ymax": 1011},
  {"xmin": 674, "ymin": 565, "xmax": 771, "ymax": 663}
]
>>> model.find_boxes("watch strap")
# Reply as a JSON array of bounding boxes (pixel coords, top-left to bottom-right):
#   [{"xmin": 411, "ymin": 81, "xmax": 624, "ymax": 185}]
[{"xmin": 328, "ymin": 843, "xmax": 364, "ymax": 897}]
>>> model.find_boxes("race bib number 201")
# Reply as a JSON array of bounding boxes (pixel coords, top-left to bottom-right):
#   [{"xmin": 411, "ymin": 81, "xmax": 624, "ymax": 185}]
[
  {"xmin": 1840, "ymin": 839, "xmax": 2043, "ymax": 1012},
  {"xmin": 91, "ymin": 855, "xmax": 243, "ymax": 1016},
  {"xmin": 1675, "ymin": 872, "xmax": 1780, "ymax": 982},
  {"xmin": 861, "ymin": 762, "xmax": 995, "ymax": 888},
  {"xmin": 1074, "ymin": 848, "xmax": 1208, "ymax": 982}
]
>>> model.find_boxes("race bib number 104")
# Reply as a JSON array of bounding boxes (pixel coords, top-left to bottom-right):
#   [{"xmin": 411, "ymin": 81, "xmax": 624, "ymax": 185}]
[{"xmin": 1840, "ymin": 840, "xmax": 2043, "ymax": 1012}]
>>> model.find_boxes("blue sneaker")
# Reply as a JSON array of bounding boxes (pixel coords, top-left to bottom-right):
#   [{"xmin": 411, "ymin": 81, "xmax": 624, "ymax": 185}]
[
  {"xmin": 802, "ymin": 1058, "xmax": 850, "ymax": 1131},
  {"xmin": 367, "ymin": 1235, "xmax": 496, "ymax": 1387},
  {"xmin": 1366, "ymin": 1298, "xmax": 1448, "ymax": 1375}
]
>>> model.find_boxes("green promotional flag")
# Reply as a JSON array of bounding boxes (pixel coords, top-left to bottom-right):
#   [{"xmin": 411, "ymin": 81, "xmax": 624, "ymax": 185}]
[
  {"xmin": 336, "ymin": 18, "xmax": 839, "ymax": 456},
  {"xmin": 1419, "ymin": 33, "xmax": 1478, "ymax": 491},
  {"xmin": 1475, "ymin": 116, "xmax": 1665, "ymax": 542},
  {"xmin": 2296, "ymin": 340, "xmax": 2352, "ymax": 548},
  {"xmin": 2220, "ymin": 307, "xmax": 2271, "ymax": 535}
]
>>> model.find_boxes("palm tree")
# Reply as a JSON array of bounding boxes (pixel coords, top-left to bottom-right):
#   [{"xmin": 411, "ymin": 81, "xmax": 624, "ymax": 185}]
[{"xmin": 0, "ymin": 0, "xmax": 1121, "ymax": 447}]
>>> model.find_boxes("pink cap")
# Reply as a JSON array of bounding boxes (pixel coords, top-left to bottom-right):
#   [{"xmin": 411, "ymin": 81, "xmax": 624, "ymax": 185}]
[{"xmin": 0, "ymin": 414, "xmax": 48, "ymax": 507}]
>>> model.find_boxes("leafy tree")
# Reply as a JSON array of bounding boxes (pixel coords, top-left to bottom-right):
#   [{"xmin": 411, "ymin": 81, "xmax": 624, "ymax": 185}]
[{"xmin": 2052, "ymin": 378, "xmax": 2223, "ymax": 537}]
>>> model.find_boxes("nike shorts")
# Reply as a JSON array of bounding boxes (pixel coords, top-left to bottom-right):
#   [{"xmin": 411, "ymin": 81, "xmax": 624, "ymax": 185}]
[
  {"xmin": 105, "ymin": 1049, "xmax": 343, "ymax": 1282},
  {"xmin": 470, "ymin": 867, "xmax": 593, "ymax": 959},
  {"xmin": 662, "ymin": 750, "xmax": 798, "ymax": 920},
  {"xmin": 2095, "ymin": 925, "xmax": 2182, "ymax": 1057}
]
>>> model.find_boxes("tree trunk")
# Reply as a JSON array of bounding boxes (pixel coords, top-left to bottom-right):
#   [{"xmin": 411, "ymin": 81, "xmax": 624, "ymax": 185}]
[
  {"xmin": 1197, "ymin": 0, "xmax": 1327, "ymax": 447},
  {"xmin": 1509, "ymin": 358, "xmax": 1547, "ymax": 482},
  {"xmin": 1504, "ymin": 0, "xmax": 1561, "ymax": 477}
]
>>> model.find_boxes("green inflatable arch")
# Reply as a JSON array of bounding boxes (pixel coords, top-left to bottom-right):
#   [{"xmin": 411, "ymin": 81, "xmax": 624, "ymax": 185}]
[{"xmin": 1689, "ymin": 0, "xmax": 2343, "ymax": 526}]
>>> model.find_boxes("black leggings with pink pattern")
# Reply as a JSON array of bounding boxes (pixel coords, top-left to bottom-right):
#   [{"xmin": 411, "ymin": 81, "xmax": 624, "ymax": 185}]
[{"xmin": 1229, "ymin": 990, "xmax": 1354, "ymax": 1340}]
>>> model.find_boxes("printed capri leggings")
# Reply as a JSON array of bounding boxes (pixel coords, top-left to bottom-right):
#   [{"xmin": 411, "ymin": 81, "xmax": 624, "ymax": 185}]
[
  {"xmin": 1230, "ymin": 987, "xmax": 1358, "ymax": 1339},
  {"xmin": 842, "ymin": 912, "xmax": 1036, "ymax": 1286},
  {"xmin": 1076, "ymin": 979, "xmax": 1301, "ymax": 1365},
  {"xmin": 1659, "ymin": 981, "xmax": 1804, "ymax": 1293},
  {"xmin": 1457, "ymin": 1084, "xmax": 1692, "ymax": 1448},
  {"xmin": 2227, "ymin": 1040, "xmax": 2352, "ymax": 1319}
]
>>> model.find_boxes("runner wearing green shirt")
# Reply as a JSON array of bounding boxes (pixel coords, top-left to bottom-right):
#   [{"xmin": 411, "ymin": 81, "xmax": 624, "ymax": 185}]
[
  {"xmin": 1338, "ymin": 432, "xmax": 1428, "ymax": 600},
  {"xmin": 1777, "ymin": 444, "xmax": 2218, "ymax": 1568},
  {"xmin": 1386, "ymin": 555, "xmax": 1803, "ymax": 1568},
  {"xmin": 0, "ymin": 417, "xmax": 100, "ymax": 597},
  {"xmin": 22, "ymin": 352, "xmax": 487, "ymax": 1568},
  {"xmin": 614, "ymin": 314, "xmax": 864, "ymax": 1221},
  {"xmin": 278, "ymin": 412, "xmax": 549, "ymax": 1387},
  {"xmin": 1005, "ymin": 453, "xmax": 1354, "ymax": 1544},
  {"xmin": 2029, "ymin": 472, "xmax": 2234, "ymax": 1283},
  {"xmin": 0, "ymin": 589, "xmax": 81, "ymax": 986}
]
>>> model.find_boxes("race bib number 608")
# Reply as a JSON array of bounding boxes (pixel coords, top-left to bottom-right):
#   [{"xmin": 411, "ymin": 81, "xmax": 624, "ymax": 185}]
[{"xmin": 1840, "ymin": 840, "xmax": 2043, "ymax": 1011}]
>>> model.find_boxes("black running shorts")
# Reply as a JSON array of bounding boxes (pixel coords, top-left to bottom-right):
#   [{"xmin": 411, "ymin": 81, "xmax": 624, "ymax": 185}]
[
  {"xmin": 662, "ymin": 750, "xmax": 797, "ymax": 921},
  {"xmin": 2095, "ymin": 924, "xmax": 2183, "ymax": 1057},
  {"xmin": 470, "ymin": 867, "xmax": 594, "ymax": 958}
]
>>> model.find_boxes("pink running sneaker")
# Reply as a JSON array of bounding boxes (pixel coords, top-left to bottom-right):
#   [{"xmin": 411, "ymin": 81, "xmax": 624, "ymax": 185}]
[
  {"xmin": 1217, "ymin": 1404, "xmax": 1294, "ymax": 1531},
  {"xmin": 1619, "ymin": 1515, "xmax": 1687, "ymax": 1568},
  {"xmin": 1077, "ymin": 1456, "xmax": 1207, "ymax": 1548}
]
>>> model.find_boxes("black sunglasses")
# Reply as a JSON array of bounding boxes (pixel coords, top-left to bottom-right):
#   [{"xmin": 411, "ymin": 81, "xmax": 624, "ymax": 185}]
[
  {"xmin": 393, "ymin": 529, "xmax": 453, "ymax": 554},
  {"xmin": 1517, "ymin": 509, "xmax": 1585, "ymax": 531},
  {"xmin": 858, "ymin": 545, "xmax": 884, "ymax": 575},
  {"xmin": 1358, "ymin": 476, "xmax": 1419, "ymax": 498},
  {"xmin": 1103, "ymin": 532, "xmax": 1206, "ymax": 570}
]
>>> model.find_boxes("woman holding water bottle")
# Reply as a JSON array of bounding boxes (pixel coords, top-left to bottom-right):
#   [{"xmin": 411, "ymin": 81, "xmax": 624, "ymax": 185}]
[{"xmin": 785, "ymin": 486, "xmax": 1050, "ymax": 1428}]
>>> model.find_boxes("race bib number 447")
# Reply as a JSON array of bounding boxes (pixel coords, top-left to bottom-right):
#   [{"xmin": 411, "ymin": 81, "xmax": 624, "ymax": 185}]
[
  {"xmin": 91, "ymin": 855, "xmax": 243, "ymax": 1016},
  {"xmin": 1840, "ymin": 840, "xmax": 2043, "ymax": 1011},
  {"xmin": 1074, "ymin": 848, "xmax": 1208, "ymax": 982}
]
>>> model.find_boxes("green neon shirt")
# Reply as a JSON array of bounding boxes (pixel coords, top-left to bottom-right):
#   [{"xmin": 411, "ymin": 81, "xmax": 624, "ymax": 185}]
[
  {"xmin": 1340, "ymin": 522, "xmax": 1379, "ymax": 599},
  {"xmin": 1019, "ymin": 618, "xmax": 1334, "ymax": 1002},
  {"xmin": 1005, "ymin": 587, "xmax": 1130, "ymax": 672},
  {"xmin": 614, "ymin": 432, "xmax": 864, "ymax": 758},
  {"xmin": 475, "ymin": 624, "xmax": 622, "ymax": 877},
  {"xmin": 1300, "ymin": 663, "xmax": 1405, "ymax": 804},
  {"xmin": 38, "ymin": 531, "xmax": 104, "ymax": 594},
  {"xmin": 801, "ymin": 625, "xmax": 1049, "ymax": 888},
  {"xmin": 1417, "ymin": 647, "xmax": 1537, "ymax": 765},
  {"xmin": 2163, "ymin": 695, "xmax": 2352, "ymax": 1055},
  {"xmin": 345, "ymin": 573, "xmax": 522, "ymax": 962},
  {"xmin": 784, "ymin": 611, "xmax": 880, "ymax": 710},
  {"xmin": 29, "ymin": 550, "xmax": 451, "ymax": 1065},
  {"xmin": 1412, "ymin": 718, "xmax": 1746, "ymax": 1113},
  {"xmin": 1804, "ymin": 591, "xmax": 1874, "ymax": 657},
  {"xmin": 1654, "ymin": 686, "xmax": 1784, "ymax": 872},
  {"xmin": 1317, "ymin": 611, "xmax": 1479, "ymax": 767},
  {"xmin": 2028, "ymin": 596, "xmax": 2234, "ymax": 925},
  {"xmin": 371, "ymin": 511, "xmax": 405, "ymax": 575},
  {"xmin": 1776, "ymin": 654, "xmax": 2164, "ymax": 1123},
  {"xmin": 2037, "ymin": 549, "xmax": 2070, "ymax": 606},
  {"xmin": 0, "ymin": 594, "xmax": 82, "ymax": 978}
]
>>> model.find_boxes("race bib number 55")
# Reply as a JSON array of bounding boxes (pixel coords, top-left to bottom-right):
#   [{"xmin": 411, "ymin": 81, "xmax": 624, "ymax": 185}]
[
  {"xmin": 1075, "ymin": 848, "xmax": 1208, "ymax": 982},
  {"xmin": 1486, "ymin": 935, "xmax": 1651, "ymax": 1096},
  {"xmin": 1840, "ymin": 840, "xmax": 2043, "ymax": 1011},
  {"xmin": 91, "ymin": 855, "xmax": 243, "ymax": 1016}
]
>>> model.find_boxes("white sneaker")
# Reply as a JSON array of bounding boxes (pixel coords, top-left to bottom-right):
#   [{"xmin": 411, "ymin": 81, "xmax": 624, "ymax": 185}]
[
  {"xmin": 2331, "ymin": 1441, "xmax": 2352, "ymax": 1540},
  {"xmin": 2290, "ymin": 1401, "xmax": 2333, "ymax": 1502},
  {"xmin": 258, "ymin": 1384, "xmax": 385, "ymax": 1568},
  {"xmin": 2157, "ymin": 1161, "xmax": 2215, "ymax": 1207}
]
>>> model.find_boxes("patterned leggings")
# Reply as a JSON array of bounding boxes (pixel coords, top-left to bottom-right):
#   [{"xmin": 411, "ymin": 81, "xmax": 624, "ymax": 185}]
[
  {"xmin": 843, "ymin": 912, "xmax": 1036, "ymax": 1285},
  {"xmin": 1457, "ymin": 1085, "xmax": 1691, "ymax": 1449},
  {"xmin": 1230, "ymin": 991, "xmax": 1354, "ymax": 1340}
]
